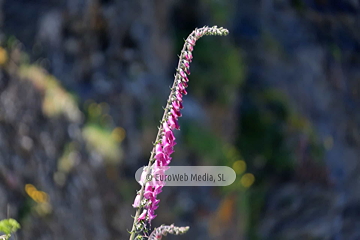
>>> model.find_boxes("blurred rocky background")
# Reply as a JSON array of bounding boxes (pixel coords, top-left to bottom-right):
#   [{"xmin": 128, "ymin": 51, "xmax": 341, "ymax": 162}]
[{"xmin": 0, "ymin": 0, "xmax": 359, "ymax": 239}]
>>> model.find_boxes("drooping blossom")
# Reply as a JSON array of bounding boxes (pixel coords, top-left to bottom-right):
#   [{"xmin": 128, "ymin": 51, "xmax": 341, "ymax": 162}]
[{"xmin": 130, "ymin": 26, "xmax": 229, "ymax": 232}]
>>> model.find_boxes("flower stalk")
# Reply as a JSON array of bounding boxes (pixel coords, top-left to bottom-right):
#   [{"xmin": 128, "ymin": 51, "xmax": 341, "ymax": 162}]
[
  {"xmin": 129, "ymin": 26, "xmax": 229, "ymax": 240},
  {"xmin": 148, "ymin": 224, "xmax": 190, "ymax": 240}
]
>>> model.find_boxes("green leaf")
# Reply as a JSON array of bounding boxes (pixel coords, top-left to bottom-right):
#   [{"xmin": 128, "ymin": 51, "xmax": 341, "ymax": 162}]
[{"xmin": 0, "ymin": 218, "xmax": 20, "ymax": 237}]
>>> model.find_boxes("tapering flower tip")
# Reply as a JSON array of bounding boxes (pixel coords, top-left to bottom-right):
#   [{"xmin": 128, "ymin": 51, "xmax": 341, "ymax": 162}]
[
  {"xmin": 216, "ymin": 27, "xmax": 229, "ymax": 36},
  {"xmin": 194, "ymin": 26, "xmax": 229, "ymax": 38},
  {"xmin": 205, "ymin": 26, "xmax": 229, "ymax": 36},
  {"xmin": 149, "ymin": 225, "xmax": 190, "ymax": 240}
]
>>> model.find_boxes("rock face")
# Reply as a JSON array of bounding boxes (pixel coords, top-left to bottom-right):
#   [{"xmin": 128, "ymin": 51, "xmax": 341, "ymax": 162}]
[
  {"xmin": 232, "ymin": 1, "xmax": 360, "ymax": 239},
  {"xmin": 0, "ymin": 0, "xmax": 360, "ymax": 239},
  {"xmin": 1, "ymin": 1, "xmax": 179, "ymax": 239},
  {"xmin": 0, "ymin": 52, "xmax": 112, "ymax": 239}
]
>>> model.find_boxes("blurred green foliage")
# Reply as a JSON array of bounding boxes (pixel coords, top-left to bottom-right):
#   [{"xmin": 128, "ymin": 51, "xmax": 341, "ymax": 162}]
[
  {"xmin": 181, "ymin": 59, "xmax": 326, "ymax": 237},
  {"xmin": 19, "ymin": 65, "xmax": 82, "ymax": 122},
  {"xmin": 191, "ymin": 37, "xmax": 245, "ymax": 105},
  {"xmin": 82, "ymin": 100, "xmax": 124, "ymax": 165},
  {"xmin": 0, "ymin": 218, "xmax": 20, "ymax": 240},
  {"xmin": 182, "ymin": 121, "xmax": 224, "ymax": 164},
  {"xmin": 83, "ymin": 124, "xmax": 123, "ymax": 164},
  {"xmin": 238, "ymin": 86, "xmax": 326, "ymax": 239},
  {"xmin": 238, "ymin": 88, "xmax": 295, "ymax": 178}
]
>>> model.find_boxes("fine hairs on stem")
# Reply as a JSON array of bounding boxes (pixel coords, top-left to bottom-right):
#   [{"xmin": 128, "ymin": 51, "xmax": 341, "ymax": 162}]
[{"xmin": 129, "ymin": 26, "xmax": 229, "ymax": 240}]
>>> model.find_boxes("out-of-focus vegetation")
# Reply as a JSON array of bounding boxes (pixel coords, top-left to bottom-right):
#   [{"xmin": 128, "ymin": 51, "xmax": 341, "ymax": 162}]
[
  {"xmin": 174, "ymin": 0, "xmax": 330, "ymax": 236},
  {"xmin": 0, "ymin": 219, "xmax": 20, "ymax": 240},
  {"xmin": 19, "ymin": 65, "xmax": 81, "ymax": 122},
  {"xmin": 83, "ymin": 100, "xmax": 124, "ymax": 165},
  {"xmin": 1, "ymin": 0, "xmax": 359, "ymax": 239}
]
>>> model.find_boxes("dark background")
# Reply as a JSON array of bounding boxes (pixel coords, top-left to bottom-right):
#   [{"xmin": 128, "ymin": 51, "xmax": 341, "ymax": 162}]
[{"xmin": 0, "ymin": 0, "xmax": 359, "ymax": 239}]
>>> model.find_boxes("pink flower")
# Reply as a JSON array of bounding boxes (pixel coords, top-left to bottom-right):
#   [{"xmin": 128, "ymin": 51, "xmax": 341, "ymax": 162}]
[
  {"xmin": 144, "ymin": 185, "xmax": 157, "ymax": 200},
  {"xmin": 185, "ymin": 68, "xmax": 190, "ymax": 75},
  {"xmin": 178, "ymin": 83, "xmax": 187, "ymax": 95},
  {"xmin": 131, "ymin": 26, "xmax": 230, "ymax": 228},
  {"xmin": 162, "ymin": 135, "xmax": 176, "ymax": 150},
  {"xmin": 154, "ymin": 186, "xmax": 163, "ymax": 195},
  {"xmin": 175, "ymin": 91, "xmax": 183, "ymax": 102},
  {"xmin": 139, "ymin": 168, "xmax": 149, "ymax": 186},
  {"xmin": 187, "ymin": 43, "xmax": 193, "ymax": 52},
  {"xmin": 163, "ymin": 142, "xmax": 174, "ymax": 155},
  {"xmin": 179, "ymin": 69, "xmax": 187, "ymax": 78},
  {"xmin": 163, "ymin": 122, "xmax": 175, "ymax": 141},
  {"xmin": 155, "ymin": 143, "xmax": 163, "ymax": 154},
  {"xmin": 148, "ymin": 209, "xmax": 157, "ymax": 220},
  {"xmin": 161, "ymin": 135, "xmax": 168, "ymax": 145},
  {"xmin": 168, "ymin": 115, "xmax": 180, "ymax": 130},
  {"xmin": 138, "ymin": 209, "xmax": 147, "ymax": 221},
  {"xmin": 155, "ymin": 149, "xmax": 166, "ymax": 163},
  {"xmin": 187, "ymin": 37, "xmax": 196, "ymax": 46},
  {"xmin": 151, "ymin": 199, "xmax": 160, "ymax": 210},
  {"xmin": 173, "ymin": 101, "xmax": 183, "ymax": 109},
  {"xmin": 184, "ymin": 51, "xmax": 193, "ymax": 62},
  {"xmin": 163, "ymin": 121, "xmax": 171, "ymax": 132},
  {"xmin": 151, "ymin": 165, "xmax": 168, "ymax": 186},
  {"xmin": 172, "ymin": 101, "xmax": 181, "ymax": 111},
  {"xmin": 183, "ymin": 60, "xmax": 190, "ymax": 69},
  {"xmin": 171, "ymin": 108, "xmax": 182, "ymax": 118},
  {"xmin": 158, "ymin": 152, "xmax": 171, "ymax": 166},
  {"xmin": 132, "ymin": 194, "xmax": 141, "ymax": 208},
  {"xmin": 195, "ymin": 29, "xmax": 202, "ymax": 38}
]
